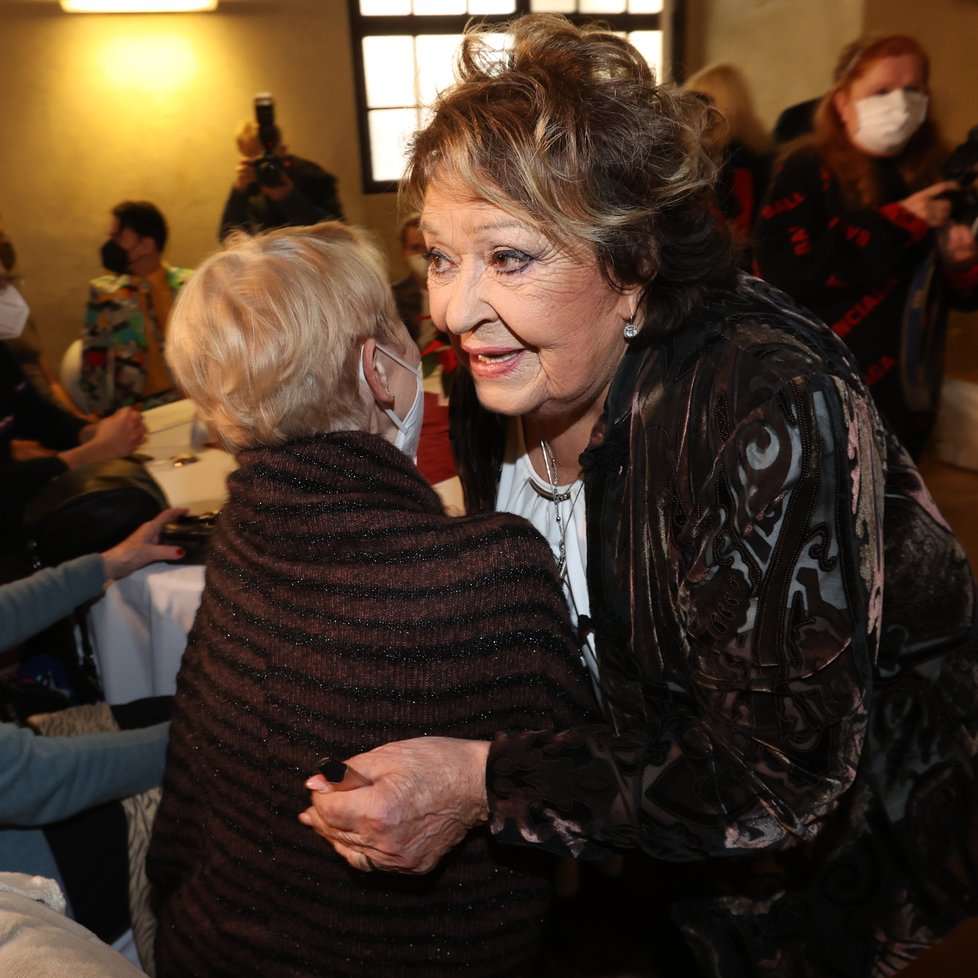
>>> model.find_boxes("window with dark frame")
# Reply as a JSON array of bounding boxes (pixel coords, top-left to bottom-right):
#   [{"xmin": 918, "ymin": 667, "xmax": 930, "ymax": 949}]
[{"xmin": 347, "ymin": 0, "xmax": 682, "ymax": 195}]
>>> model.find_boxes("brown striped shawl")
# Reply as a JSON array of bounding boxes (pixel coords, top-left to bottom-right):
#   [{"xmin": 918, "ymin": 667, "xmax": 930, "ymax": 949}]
[{"xmin": 147, "ymin": 431, "xmax": 596, "ymax": 978}]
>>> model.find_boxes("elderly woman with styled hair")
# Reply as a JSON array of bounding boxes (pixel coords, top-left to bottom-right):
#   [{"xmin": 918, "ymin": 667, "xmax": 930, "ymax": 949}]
[
  {"xmin": 301, "ymin": 14, "xmax": 978, "ymax": 978},
  {"xmin": 144, "ymin": 221, "xmax": 596, "ymax": 978}
]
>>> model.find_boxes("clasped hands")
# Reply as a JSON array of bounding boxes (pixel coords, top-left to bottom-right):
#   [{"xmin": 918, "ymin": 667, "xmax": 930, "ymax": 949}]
[{"xmin": 298, "ymin": 736, "xmax": 490, "ymax": 874}]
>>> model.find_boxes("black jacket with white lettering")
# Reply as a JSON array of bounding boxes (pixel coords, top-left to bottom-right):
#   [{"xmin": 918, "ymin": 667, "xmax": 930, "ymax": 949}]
[{"xmin": 754, "ymin": 145, "xmax": 978, "ymax": 459}]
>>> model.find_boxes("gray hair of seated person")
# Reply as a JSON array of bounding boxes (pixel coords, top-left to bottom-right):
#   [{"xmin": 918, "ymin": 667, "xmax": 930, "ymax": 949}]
[
  {"xmin": 400, "ymin": 12, "xmax": 738, "ymax": 340},
  {"xmin": 166, "ymin": 221, "xmax": 404, "ymax": 453}
]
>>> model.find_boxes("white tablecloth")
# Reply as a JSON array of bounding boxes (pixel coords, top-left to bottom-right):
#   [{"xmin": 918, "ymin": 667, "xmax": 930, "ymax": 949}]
[
  {"xmin": 88, "ymin": 403, "xmax": 464, "ymax": 704},
  {"xmin": 89, "ymin": 563, "xmax": 205, "ymax": 704},
  {"xmin": 139, "ymin": 400, "xmax": 237, "ymax": 515}
]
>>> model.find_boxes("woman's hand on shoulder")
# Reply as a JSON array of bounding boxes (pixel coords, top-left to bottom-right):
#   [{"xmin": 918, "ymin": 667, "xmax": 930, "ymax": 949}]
[
  {"xmin": 898, "ymin": 180, "xmax": 958, "ymax": 228},
  {"xmin": 299, "ymin": 737, "xmax": 490, "ymax": 874}
]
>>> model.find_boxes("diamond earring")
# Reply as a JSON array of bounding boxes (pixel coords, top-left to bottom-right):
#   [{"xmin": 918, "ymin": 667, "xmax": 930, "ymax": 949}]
[{"xmin": 623, "ymin": 321, "xmax": 639, "ymax": 340}]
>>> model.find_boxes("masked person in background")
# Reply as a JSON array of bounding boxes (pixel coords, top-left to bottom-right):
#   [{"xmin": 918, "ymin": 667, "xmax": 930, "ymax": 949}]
[
  {"xmin": 391, "ymin": 212, "xmax": 459, "ymax": 486},
  {"xmin": 754, "ymin": 33, "xmax": 978, "ymax": 459},
  {"xmin": 0, "ymin": 268, "xmax": 145, "ymax": 567},
  {"xmin": 0, "ymin": 221, "xmax": 87, "ymax": 418},
  {"xmin": 392, "ymin": 212, "xmax": 436, "ymax": 349},
  {"xmin": 80, "ymin": 201, "xmax": 193, "ymax": 417}
]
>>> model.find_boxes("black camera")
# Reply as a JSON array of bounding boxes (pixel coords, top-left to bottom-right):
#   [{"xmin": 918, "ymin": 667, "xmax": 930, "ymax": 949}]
[
  {"xmin": 941, "ymin": 125, "xmax": 978, "ymax": 226},
  {"xmin": 253, "ymin": 92, "xmax": 286, "ymax": 188}
]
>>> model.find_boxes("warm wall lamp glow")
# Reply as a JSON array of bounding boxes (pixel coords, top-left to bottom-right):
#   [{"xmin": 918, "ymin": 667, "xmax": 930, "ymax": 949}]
[{"xmin": 60, "ymin": 0, "xmax": 217, "ymax": 11}]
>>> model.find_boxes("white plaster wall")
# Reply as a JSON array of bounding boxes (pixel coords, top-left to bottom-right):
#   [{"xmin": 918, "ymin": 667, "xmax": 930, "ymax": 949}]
[{"xmin": 685, "ymin": 0, "xmax": 864, "ymax": 128}]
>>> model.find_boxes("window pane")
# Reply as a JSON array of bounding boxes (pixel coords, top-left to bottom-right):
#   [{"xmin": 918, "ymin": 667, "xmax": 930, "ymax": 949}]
[
  {"xmin": 414, "ymin": 0, "xmax": 466, "ymax": 12},
  {"xmin": 469, "ymin": 0, "xmax": 516, "ymax": 12},
  {"xmin": 579, "ymin": 0, "xmax": 626, "ymax": 12},
  {"xmin": 628, "ymin": 30, "xmax": 662, "ymax": 75},
  {"xmin": 355, "ymin": 0, "xmax": 670, "ymax": 190},
  {"xmin": 416, "ymin": 34, "xmax": 465, "ymax": 104},
  {"xmin": 363, "ymin": 36, "xmax": 416, "ymax": 108},
  {"xmin": 369, "ymin": 108, "xmax": 421, "ymax": 183},
  {"xmin": 360, "ymin": 0, "xmax": 411, "ymax": 13},
  {"xmin": 529, "ymin": 0, "xmax": 576, "ymax": 12}
]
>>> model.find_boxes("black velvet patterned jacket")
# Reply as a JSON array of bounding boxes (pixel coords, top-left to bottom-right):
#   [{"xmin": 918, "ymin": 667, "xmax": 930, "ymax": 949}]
[{"xmin": 455, "ymin": 275, "xmax": 978, "ymax": 975}]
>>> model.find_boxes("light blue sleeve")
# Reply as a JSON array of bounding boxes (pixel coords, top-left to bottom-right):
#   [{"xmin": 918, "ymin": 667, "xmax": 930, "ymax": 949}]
[
  {"xmin": 0, "ymin": 554, "xmax": 106, "ymax": 653},
  {"xmin": 0, "ymin": 721, "xmax": 169, "ymax": 826}
]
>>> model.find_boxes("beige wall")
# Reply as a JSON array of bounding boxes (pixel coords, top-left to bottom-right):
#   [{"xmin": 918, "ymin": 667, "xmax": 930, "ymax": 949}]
[
  {"xmin": 1, "ymin": 0, "xmax": 400, "ymax": 368},
  {"xmin": 682, "ymin": 0, "xmax": 864, "ymax": 126}
]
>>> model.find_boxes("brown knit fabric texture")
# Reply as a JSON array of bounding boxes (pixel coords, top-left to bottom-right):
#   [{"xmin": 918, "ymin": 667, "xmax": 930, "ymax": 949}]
[{"xmin": 147, "ymin": 431, "xmax": 596, "ymax": 978}]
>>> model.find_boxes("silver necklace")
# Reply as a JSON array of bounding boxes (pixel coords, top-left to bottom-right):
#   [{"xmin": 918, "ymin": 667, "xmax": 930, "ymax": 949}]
[{"xmin": 540, "ymin": 440, "xmax": 576, "ymax": 578}]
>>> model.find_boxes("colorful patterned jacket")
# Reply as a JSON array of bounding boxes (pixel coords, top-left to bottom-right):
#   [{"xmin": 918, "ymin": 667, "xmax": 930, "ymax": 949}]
[{"xmin": 80, "ymin": 264, "xmax": 193, "ymax": 417}]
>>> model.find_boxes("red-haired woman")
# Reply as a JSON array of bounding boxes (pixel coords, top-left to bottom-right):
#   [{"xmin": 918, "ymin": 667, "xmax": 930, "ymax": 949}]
[{"xmin": 755, "ymin": 34, "xmax": 978, "ymax": 459}]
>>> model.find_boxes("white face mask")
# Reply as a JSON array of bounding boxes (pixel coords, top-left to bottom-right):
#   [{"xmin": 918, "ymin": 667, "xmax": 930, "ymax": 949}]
[
  {"xmin": 0, "ymin": 284, "xmax": 29, "ymax": 340},
  {"xmin": 358, "ymin": 342, "xmax": 425, "ymax": 461},
  {"xmin": 406, "ymin": 253, "xmax": 430, "ymax": 284},
  {"xmin": 853, "ymin": 88, "xmax": 928, "ymax": 156}
]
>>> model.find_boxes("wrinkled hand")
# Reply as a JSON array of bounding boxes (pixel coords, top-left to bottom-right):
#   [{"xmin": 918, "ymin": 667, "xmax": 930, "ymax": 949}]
[
  {"xmin": 298, "ymin": 737, "xmax": 490, "ymax": 874},
  {"xmin": 939, "ymin": 221, "xmax": 978, "ymax": 268},
  {"xmin": 101, "ymin": 507, "xmax": 188, "ymax": 581},
  {"xmin": 899, "ymin": 180, "xmax": 958, "ymax": 228}
]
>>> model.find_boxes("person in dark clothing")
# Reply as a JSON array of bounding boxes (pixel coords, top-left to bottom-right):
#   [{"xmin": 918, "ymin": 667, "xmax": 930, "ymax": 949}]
[
  {"xmin": 0, "ymin": 343, "xmax": 145, "ymax": 543},
  {"xmin": 392, "ymin": 212, "xmax": 432, "ymax": 346},
  {"xmin": 754, "ymin": 33, "xmax": 978, "ymax": 459},
  {"xmin": 0, "ymin": 510, "xmax": 181, "ymax": 968},
  {"xmin": 772, "ymin": 95, "xmax": 820, "ymax": 144},
  {"xmin": 300, "ymin": 16, "xmax": 978, "ymax": 978},
  {"xmin": 0, "ymin": 222, "xmax": 88, "ymax": 418},
  {"xmin": 147, "ymin": 221, "xmax": 596, "ymax": 978},
  {"xmin": 683, "ymin": 62, "xmax": 773, "ymax": 266},
  {"xmin": 218, "ymin": 118, "xmax": 344, "ymax": 240}
]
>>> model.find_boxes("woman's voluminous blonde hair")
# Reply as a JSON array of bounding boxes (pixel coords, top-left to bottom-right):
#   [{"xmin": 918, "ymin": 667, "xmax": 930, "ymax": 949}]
[
  {"xmin": 166, "ymin": 221, "xmax": 404, "ymax": 453},
  {"xmin": 401, "ymin": 13, "xmax": 738, "ymax": 339},
  {"xmin": 683, "ymin": 63, "xmax": 773, "ymax": 157}
]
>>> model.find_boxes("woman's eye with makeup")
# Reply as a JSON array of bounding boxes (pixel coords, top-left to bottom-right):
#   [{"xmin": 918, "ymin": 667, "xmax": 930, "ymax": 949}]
[
  {"xmin": 489, "ymin": 249, "xmax": 533, "ymax": 274},
  {"xmin": 424, "ymin": 250, "xmax": 452, "ymax": 275}
]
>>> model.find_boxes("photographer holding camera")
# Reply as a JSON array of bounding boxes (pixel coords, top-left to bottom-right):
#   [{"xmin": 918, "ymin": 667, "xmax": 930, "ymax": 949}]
[
  {"xmin": 218, "ymin": 96, "xmax": 345, "ymax": 241},
  {"xmin": 755, "ymin": 33, "xmax": 978, "ymax": 460}
]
